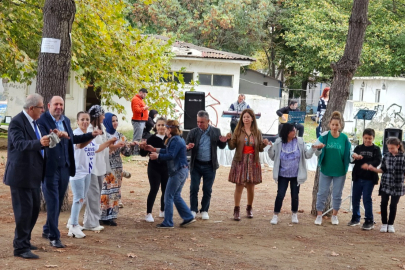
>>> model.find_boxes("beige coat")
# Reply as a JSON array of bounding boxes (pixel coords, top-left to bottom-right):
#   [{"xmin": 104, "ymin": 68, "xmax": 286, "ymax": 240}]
[{"xmin": 228, "ymin": 128, "xmax": 266, "ymax": 163}]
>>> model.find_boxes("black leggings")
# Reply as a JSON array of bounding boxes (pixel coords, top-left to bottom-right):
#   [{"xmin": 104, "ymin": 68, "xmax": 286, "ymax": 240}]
[
  {"xmin": 380, "ymin": 191, "xmax": 401, "ymax": 225},
  {"xmin": 147, "ymin": 163, "xmax": 168, "ymax": 213}
]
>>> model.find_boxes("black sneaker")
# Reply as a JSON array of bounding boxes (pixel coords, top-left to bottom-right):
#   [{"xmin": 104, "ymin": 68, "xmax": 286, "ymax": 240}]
[
  {"xmin": 180, "ymin": 218, "xmax": 196, "ymax": 227},
  {"xmin": 362, "ymin": 221, "xmax": 374, "ymax": 230},
  {"xmin": 156, "ymin": 223, "xmax": 174, "ymax": 229},
  {"xmin": 347, "ymin": 220, "xmax": 360, "ymax": 226}
]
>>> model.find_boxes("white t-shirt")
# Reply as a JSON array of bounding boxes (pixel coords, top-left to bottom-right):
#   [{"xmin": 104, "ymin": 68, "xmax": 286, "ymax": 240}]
[
  {"xmin": 70, "ymin": 128, "xmax": 99, "ymax": 181},
  {"xmin": 87, "ymin": 124, "xmax": 110, "ymax": 176}
]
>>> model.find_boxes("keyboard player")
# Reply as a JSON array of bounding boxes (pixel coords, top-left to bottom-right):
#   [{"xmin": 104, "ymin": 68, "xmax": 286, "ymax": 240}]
[{"xmin": 228, "ymin": 94, "xmax": 250, "ymax": 133}]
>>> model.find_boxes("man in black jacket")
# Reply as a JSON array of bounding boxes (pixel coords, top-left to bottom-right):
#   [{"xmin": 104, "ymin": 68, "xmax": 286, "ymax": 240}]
[
  {"xmin": 276, "ymin": 100, "xmax": 304, "ymax": 137},
  {"xmin": 4, "ymin": 94, "xmax": 50, "ymax": 259},
  {"xmin": 186, "ymin": 110, "xmax": 228, "ymax": 220},
  {"xmin": 37, "ymin": 96, "xmax": 100, "ymax": 248}
]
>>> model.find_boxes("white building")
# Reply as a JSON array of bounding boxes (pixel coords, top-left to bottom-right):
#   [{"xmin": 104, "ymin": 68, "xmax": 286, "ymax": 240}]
[{"xmin": 2, "ymin": 36, "xmax": 280, "ymax": 135}]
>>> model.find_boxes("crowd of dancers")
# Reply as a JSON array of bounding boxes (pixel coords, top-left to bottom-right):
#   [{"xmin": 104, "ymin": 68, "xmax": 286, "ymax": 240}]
[{"xmin": 4, "ymin": 93, "xmax": 405, "ymax": 260}]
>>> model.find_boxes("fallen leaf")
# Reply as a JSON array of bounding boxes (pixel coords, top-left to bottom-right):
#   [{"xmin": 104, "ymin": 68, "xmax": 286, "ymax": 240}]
[
  {"xmin": 331, "ymin": 252, "xmax": 339, "ymax": 257},
  {"xmin": 95, "ymin": 240, "xmax": 104, "ymax": 243},
  {"xmin": 288, "ymin": 224, "xmax": 293, "ymax": 227},
  {"xmin": 41, "ymin": 246, "xmax": 46, "ymax": 251},
  {"xmin": 296, "ymin": 236, "xmax": 302, "ymax": 239},
  {"xmin": 130, "ymin": 191, "xmax": 135, "ymax": 193},
  {"xmin": 164, "ymin": 236, "xmax": 171, "ymax": 238},
  {"xmin": 189, "ymin": 248, "xmax": 195, "ymax": 251},
  {"xmin": 392, "ymin": 258, "xmax": 400, "ymax": 262},
  {"xmin": 53, "ymin": 250, "xmax": 65, "ymax": 253},
  {"xmin": 310, "ymin": 250, "xmax": 315, "ymax": 254},
  {"xmin": 127, "ymin": 253, "xmax": 137, "ymax": 258},
  {"xmin": 298, "ymin": 209, "xmax": 305, "ymax": 213},
  {"xmin": 272, "ymin": 246, "xmax": 277, "ymax": 249},
  {"xmin": 190, "ymin": 238, "xmax": 197, "ymax": 241},
  {"xmin": 342, "ymin": 211, "xmax": 348, "ymax": 213},
  {"xmin": 348, "ymin": 243, "xmax": 354, "ymax": 246},
  {"xmin": 94, "ymin": 230, "xmax": 100, "ymax": 233},
  {"xmin": 45, "ymin": 265, "xmax": 58, "ymax": 268}
]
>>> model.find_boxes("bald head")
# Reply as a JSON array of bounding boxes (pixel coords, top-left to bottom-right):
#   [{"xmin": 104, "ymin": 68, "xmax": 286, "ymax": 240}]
[{"xmin": 48, "ymin": 96, "xmax": 64, "ymax": 120}]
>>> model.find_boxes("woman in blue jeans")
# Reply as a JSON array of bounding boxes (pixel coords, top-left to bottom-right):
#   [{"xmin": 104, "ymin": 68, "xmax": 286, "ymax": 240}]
[
  {"xmin": 314, "ymin": 111, "xmax": 351, "ymax": 226},
  {"xmin": 146, "ymin": 119, "xmax": 196, "ymax": 228},
  {"xmin": 268, "ymin": 123, "xmax": 320, "ymax": 225}
]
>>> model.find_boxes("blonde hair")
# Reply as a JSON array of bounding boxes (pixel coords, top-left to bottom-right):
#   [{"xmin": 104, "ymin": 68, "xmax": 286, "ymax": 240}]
[{"xmin": 234, "ymin": 109, "xmax": 260, "ymax": 136}]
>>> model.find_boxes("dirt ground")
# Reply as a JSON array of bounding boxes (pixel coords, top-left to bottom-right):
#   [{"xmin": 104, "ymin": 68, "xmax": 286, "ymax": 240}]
[{"xmin": 1, "ymin": 150, "xmax": 405, "ymax": 270}]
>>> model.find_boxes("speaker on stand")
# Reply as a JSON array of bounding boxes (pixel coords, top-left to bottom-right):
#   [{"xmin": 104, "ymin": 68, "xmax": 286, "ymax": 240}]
[
  {"xmin": 184, "ymin": 91, "xmax": 205, "ymax": 130},
  {"xmin": 383, "ymin": 128, "xmax": 403, "ymax": 155}
]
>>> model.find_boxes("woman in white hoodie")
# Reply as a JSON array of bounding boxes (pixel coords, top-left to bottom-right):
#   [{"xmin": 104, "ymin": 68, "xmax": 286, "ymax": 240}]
[{"xmin": 268, "ymin": 123, "xmax": 322, "ymax": 224}]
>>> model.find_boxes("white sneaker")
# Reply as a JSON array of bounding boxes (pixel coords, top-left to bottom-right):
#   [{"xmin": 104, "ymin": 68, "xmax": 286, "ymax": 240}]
[
  {"xmin": 292, "ymin": 213, "xmax": 299, "ymax": 224},
  {"xmin": 191, "ymin": 211, "xmax": 197, "ymax": 218},
  {"xmin": 145, "ymin": 213, "xmax": 154, "ymax": 223},
  {"xmin": 270, "ymin": 215, "xmax": 278, "ymax": 225},
  {"xmin": 159, "ymin": 211, "xmax": 165, "ymax": 218},
  {"xmin": 388, "ymin": 225, "xmax": 395, "ymax": 233},
  {"xmin": 68, "ymin": 225, "xmax": 86, "ymax": 238},
  {"xmin": 201, "ymin": 211, "xmax": 209, "ymax": 220},
  {"xmin": 82, "ymin": 225, "xmax": 104, "ymax": 231},
  {"xmin": 66, "ymin": 219, "xmax": 83, "ymax": 230},
  {"xmin": 380, "ymin": 224, "xmax": 388, "ymax": 232},
  {"xmin": 331, "ymin": 215, "xmax": 339, "ymax": 225},
  {"xmin": 314, "ymin": 215, "xmax": 322, "ymax": 225}
]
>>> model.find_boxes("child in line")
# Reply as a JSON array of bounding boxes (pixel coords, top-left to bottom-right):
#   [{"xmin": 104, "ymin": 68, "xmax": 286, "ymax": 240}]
[
  {"xmin": 369, "ymin": 137, "xmax": 405, "ymax": 233},
  {"xmin": 348, "ymin": 128, "xmax": 382, "ymax": 230}
]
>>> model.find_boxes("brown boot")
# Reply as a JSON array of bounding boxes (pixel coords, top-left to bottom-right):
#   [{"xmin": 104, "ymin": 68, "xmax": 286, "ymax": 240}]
[
  {"xmin": 246, "ymin": 205, "xmax": 253, "ymax": 218},
  {"xmin": 233, "ymin": 206, "xmax": 240, "ymax": 221}
]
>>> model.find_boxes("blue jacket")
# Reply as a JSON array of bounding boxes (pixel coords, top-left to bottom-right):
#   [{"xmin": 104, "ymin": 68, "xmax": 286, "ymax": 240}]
[
  {"xmin": 158, "ymin": 135, "xmax": 188, "ymax": 176},
  {"xmin": 37, "ymin": 111, "xmax": 94, "ymax": 177}
]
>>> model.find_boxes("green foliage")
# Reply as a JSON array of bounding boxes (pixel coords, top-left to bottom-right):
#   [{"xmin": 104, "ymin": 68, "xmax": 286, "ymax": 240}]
[
  {"xmin": 1, "ymin": 0, "xmax": 191, "ymax": 117},
  {"xmin": 129, "ymin": 0, "xmax": 274, "ymax": 56}
]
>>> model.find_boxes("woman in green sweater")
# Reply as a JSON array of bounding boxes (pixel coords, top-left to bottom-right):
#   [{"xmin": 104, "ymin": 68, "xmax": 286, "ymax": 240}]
[{"xmin": 314, "ymin": 111, "xmax": 351, "ymax": 226}]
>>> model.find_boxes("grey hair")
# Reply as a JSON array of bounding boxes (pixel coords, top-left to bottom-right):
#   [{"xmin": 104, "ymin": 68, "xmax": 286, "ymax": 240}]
[
  {"xmin": 23, "ymin": 93, "xmax": 43, "ymax": 110},
  {"xmin": 197, "ymin": 110, "xmax": 209, "ymax": 120},
  {"xmin": 238, "ymin": 94, "xmax": 245, "ymax": 99}
]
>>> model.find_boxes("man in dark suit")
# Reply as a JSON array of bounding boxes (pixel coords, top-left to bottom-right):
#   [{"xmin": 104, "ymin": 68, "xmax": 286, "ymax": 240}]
[
  {"xmin": 37, "ymin": 96, "xmax": 98, "ymax": 248},
  {"xmin": 4, "ymin": 94, "xmax": 50, "ymax": 259}
]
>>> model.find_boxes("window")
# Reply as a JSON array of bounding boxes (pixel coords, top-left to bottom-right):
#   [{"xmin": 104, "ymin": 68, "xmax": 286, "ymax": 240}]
[
  {"xmin": 198, "ymin": 74, "xmax": 212, "ymax": 85},
  {"xmin": 375, "ymin": 89, "xmax": 381, "ymax": 102},
  {"xmin": 213, "ymin": 75, "xmax": 232, "ymax": 87},
  {"xmin": 359, "ymin": 88, "xmax": 364, "ymax": 101},
  {"xmin": 264, "ymin": 82, "xmax": 268, "ymax": 86},
  {"xmin": 160, "ymin": 72, "xmax": 173, "ymax": 82},
  {"xmin": 198, "ymin": 74, "xmax": 233, "ymax": 87},
  {"xmin": 174, "ymin": 72, "xmax": 193, "ymax": 84}
]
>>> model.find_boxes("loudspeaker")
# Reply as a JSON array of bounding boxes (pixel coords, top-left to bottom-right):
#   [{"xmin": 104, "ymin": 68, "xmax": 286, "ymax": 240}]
[
  {"xmin": 184, "ymin": 91, "xmax": 205, "ymax": 130},
  {"xmin": 383, "ymin": 128, "xmax": 403, "ymax": 154}
]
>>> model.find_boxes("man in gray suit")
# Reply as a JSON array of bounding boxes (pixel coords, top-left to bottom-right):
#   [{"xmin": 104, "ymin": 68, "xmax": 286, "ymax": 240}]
[{"xmin": 4, "ymin": 94, "xmax": 50, "ymax": 259}]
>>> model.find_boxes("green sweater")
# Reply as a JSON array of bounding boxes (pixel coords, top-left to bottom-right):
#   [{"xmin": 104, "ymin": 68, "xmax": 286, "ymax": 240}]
[{"xmin": 317, "ymin": 131, "xmax": 351, "ymax": 177}]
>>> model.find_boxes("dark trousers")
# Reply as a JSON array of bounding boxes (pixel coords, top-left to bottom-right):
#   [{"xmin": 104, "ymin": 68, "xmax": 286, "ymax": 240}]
[
  {"xmin": 10, "ymin": 186, "xmax": 40, "ymax": 255},
  {"xmin": 190, "ymin": 161, "xmax": 216, "ymax": 213},
  {"xmin": 274, "ymin": 176, "xmax": 300, "ymax": 213},
  {"xmin": 278, "ymin": 123, "xmax": 304, "ymax": 137},
  {"xmin": 147, "ymin": 163, "xmax": 169, "ymax": 213},
  {"xmin": 380, "ymin": 191, "xmax": 401, "ymax": 225},
  {"xmin": 316, "ymin": 121, "xmax": 322, "ymax": 138},
  {"xmin": 42, "ymin": 166, "xmax": 70, "ymax": 240},
  {"xmin": 351, "ymin": 179, "xmax": 375, "ymax": 222}
]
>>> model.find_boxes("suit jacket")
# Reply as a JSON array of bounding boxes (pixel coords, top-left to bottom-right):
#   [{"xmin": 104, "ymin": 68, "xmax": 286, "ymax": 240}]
[
  {"xmin": 3, "ymin": 112, "xmax": 44, "ymax": 188},
  {"xmin": 37, "ymin": 111, "xmax": 94, "ymax": 177}
]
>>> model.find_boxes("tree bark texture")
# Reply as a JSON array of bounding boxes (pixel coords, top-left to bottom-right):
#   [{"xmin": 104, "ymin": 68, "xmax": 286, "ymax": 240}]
[
  {"xmin": 37, "ymin": 0, "xmax": 76, "ymax": 212},
  {"xmin": 36, "ymin": 0, "xmax": 76, "ymax": 104},
  {"xmin": 311, "ymin": 0, "xmax": 370, "ymax": 215},
  {"xmin": 300, "ymin": 79, "xmax": 308, "ymax": 112}
]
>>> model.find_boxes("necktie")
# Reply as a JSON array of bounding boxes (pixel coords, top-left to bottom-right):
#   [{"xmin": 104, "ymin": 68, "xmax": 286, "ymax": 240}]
[{"xmin": 33, "ymin": 120, "xmax": 44, "ymax": 157}]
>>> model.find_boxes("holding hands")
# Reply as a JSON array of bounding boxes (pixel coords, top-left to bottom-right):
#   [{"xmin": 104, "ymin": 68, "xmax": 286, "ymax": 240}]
[
  {"xmin": 149, "ymin": 152, "xmax": 158, "ymax": 160},
  {"xmin": 186, "ymin": 143, "xmax": 195, "ymax": 150},
  {"xmin": 312, "ymin": 142, "xmax": 325, "ymax": 149},
  {"xmin": 263, "ymin": 139, "xmax": 269, "ymax": 146},
  {"xmin": 91, "ymin": 128, "xmax": 103, "ymax": 137},
  {"xmin": 51, "ymin": 129, "xmax": 70, "ymax": 139}
]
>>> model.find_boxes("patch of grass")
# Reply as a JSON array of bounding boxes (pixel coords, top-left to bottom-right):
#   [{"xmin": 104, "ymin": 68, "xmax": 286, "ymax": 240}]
[{"xmin": 303, "ymin": 117, "xmax": 318, "ymax": 143}]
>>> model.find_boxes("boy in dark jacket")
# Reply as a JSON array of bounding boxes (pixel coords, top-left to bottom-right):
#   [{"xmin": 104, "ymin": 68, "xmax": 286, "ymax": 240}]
[{"xmin": 348, "ymin": 128, "xmax": 382, "ymax": 230}]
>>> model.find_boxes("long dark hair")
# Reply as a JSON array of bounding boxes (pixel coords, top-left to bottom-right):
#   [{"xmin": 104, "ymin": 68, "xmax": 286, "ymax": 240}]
[
  {"xmin": 152, "ymin": 117, "xmax": 167, "ymax": 133},
  {"xmin": 234, "ymin": 109, "xmax": 259, "ymax": 136},
  {"xmin": 386, "ymin": 137, "xmax": 404, "ymax": 153},
  {"xmin": 279, "ymin": 123, "xmax": 296, "ymax": 143}
]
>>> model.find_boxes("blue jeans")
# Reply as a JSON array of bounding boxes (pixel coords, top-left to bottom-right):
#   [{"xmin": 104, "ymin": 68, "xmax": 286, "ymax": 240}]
[
  {"xmin": 42, "ymin": 166, "xmax": 70, "ymax": 240},
  {"xmin": 69, "ymin": 174, "xmax": 91, "ymax": 226},
  {"xmin": 190, "ymin": 162, "xmax": 216, "ymax": 213},
  {"xmin": 351, "ymin": 179, "xmax": 374, "ymax": 222},
  {"xmin": 162, "ymin": 167, "xmax": 194, "ymax": 227},
  {"xmin": 316, "ymin": 172, "xmax": 346, "ymax": 212},
  {"xmin": 274, "ymin": 176, "xmax": 300, "ymax": 213}
]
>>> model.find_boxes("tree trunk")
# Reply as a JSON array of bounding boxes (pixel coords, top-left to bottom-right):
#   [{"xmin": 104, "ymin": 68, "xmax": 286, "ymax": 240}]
[
  {"xmin": 37, "ymin": 0, "xmax": 76, "ymax": 212},
  {"xmin": 36, "ymin": 0, "xmax": 76, "ymax": 103},
  {"xmin": 311, "ymin": 0, "xmax": 370, "ymax": 215},
  {"xmin": 300, "ymin": 79, "xmax": 308, "ymax": 112}
]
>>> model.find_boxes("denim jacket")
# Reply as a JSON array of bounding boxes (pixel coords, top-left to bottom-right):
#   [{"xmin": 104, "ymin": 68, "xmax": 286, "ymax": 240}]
[{"xmin": 158, "ymin": 135, "xmax": 188, "ymax": 176}]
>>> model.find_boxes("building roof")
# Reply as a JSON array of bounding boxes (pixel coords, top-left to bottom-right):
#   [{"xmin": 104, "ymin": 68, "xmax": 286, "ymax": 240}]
[
  {"xmin": 152, "ymin": 35, "xmax": 255, "ymax": 62},
  {"xmin": 242, "ymin": 69, "xmax": 280, "ymax": 81}
]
